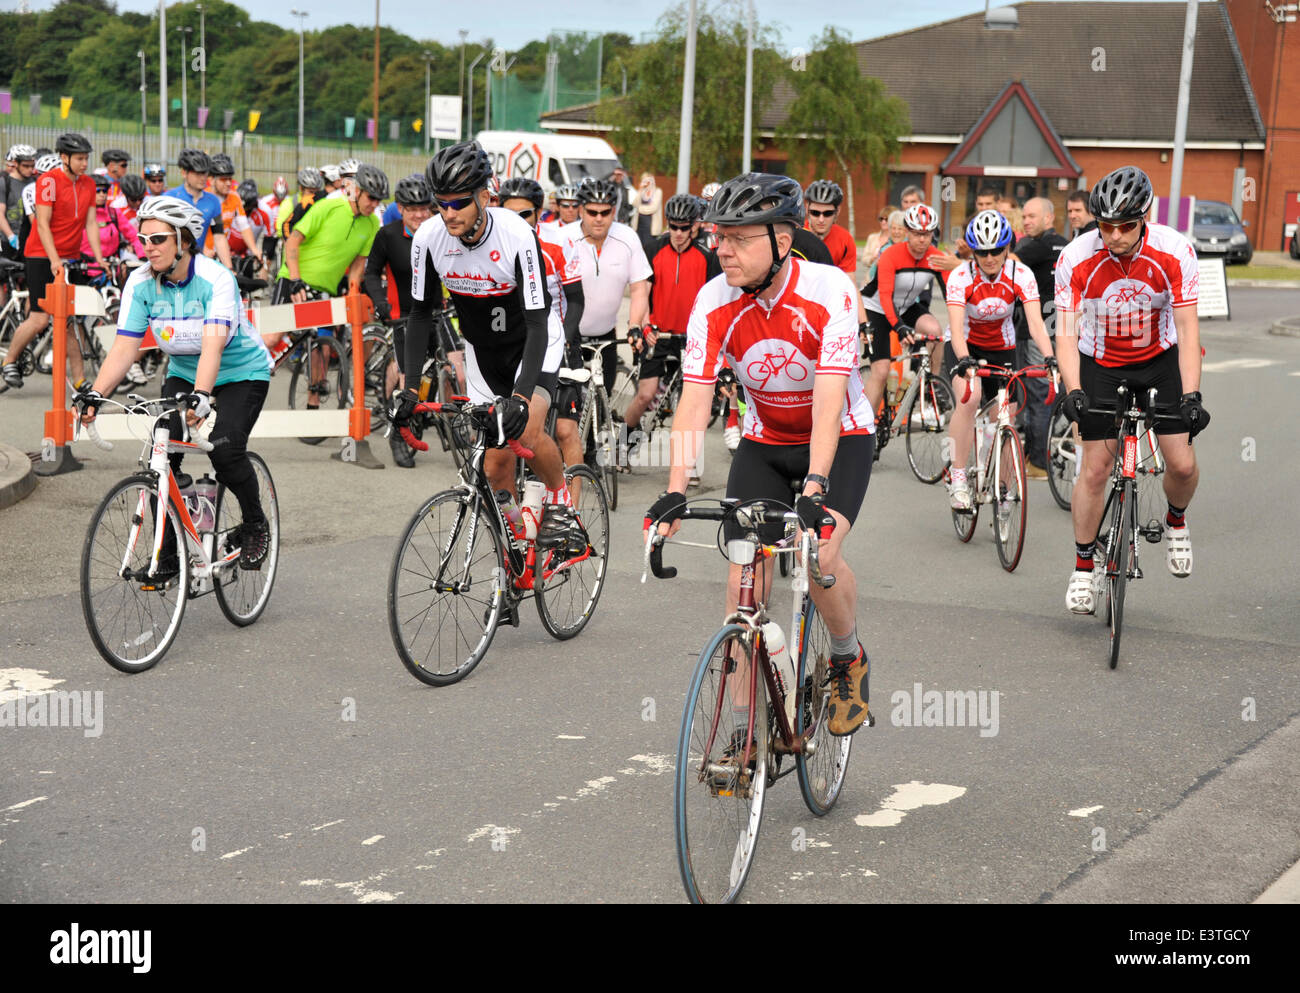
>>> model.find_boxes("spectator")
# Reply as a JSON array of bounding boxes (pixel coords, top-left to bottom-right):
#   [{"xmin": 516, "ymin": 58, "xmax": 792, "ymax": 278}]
[
  {"xmin": 1066, "ymin": 189, "xmax": 1095, "ymax": 238},
  {"xmin": 975, "ymin": 186, "xmax": 999, "ymax": 213},
  {"xmin": 635, "ymin": 171, "xmax": 663, "ymax": 240},
  {"xmin": 608, "ymin": 164, "xmax": 636, "ymax": 226},
  {"xmin": 860, "ymin": 204, "xmax": 897, "ymax": 270},
  {"xmin": 866, "ymin": 209, "xmax": 907, "ymax": 283}
]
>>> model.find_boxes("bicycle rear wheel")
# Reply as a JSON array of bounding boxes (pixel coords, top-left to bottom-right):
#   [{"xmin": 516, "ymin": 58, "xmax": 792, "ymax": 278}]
[
  {"xmin": 795, "ymin": 600, "xmax": 853, "ymax": 816},
  {"xmin": 993, "ymin": 426, "xmax": 1028, "ymax": 572},
  {"xmin": 535, "ymin": 464, "xmax": 609, "ymax": 639},
  {"xmin": 1046, "ymin": 397, "xmax": 1080, "ymax": 511},
  {"xmin": 288, "ymin": 334, "xmax": 349, "ymax": 445},
  {"xmin": 675, "ymin": 624, "xmax": 768, "ymax": 904},
  {"xmin": 388, "ymin": 489, "xmax": 505, "ymax": 686},
  {"xmin": 1104, "ymin": 481, "xmax": 1133, "ymax": 670},
  {"xmin": 906, "ymin": 374, "xmax": 956, "ymax": 484},
  {"xmin": 213, "ymin": 453, "xmax": 280, "ymax": 626},
  {"xmin": 80, "ymin": 474, "xmax": 189, "ymax": 673}
]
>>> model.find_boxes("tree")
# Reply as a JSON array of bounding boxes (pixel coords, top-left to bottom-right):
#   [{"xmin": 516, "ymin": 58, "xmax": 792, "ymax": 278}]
[
  {"xmin": 779, "ymin": 27, "xmax": 910, "ymax": 238},
  {"xmin": 603, "ymin": 1, "xmax": 781, "ymax": 183}
]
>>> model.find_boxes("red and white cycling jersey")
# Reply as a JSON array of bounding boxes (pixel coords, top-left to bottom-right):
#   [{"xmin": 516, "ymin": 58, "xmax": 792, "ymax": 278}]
[
  {"xmin": 683, "ymin": 259, "xmax": 874, "ymax": 445},
  {"xmin": 538, "ymin": 229, "xmax": 581, "ymax": 322},
  {"xmin": 1055, "ymin": 222, "xmax": 1198, "ymax": 367},
  {"xmin": 945, "ymin": 258, "xmax": 1038, "ymax": 349}
]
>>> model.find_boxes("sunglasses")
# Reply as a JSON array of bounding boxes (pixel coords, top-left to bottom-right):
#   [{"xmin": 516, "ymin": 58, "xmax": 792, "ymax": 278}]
[
  {"xmin": 584, "ymin": 207, "xmax": 612, "ymax": 218},
  {"xmin": 513, "ymin": 207, "xmax": 536, "ymax": 220},
  {"xmin": 1098, "ymin": 220, "xmax": 1140, "ymax": 235},
  {"xmin": 972, "ymin": 247, "xmax": 1005, "ymax": 258},
  {"xmin": 668, "ymin": 222, "xmax": 693, "ymax": 232},
  {"xmin": 877, "ymin": 215, "xmax": 889, "ymax": 222},
  {"xmin": 557, "ymin": 201, "xmax": 579, "ymax": 208},
  {"xmin": 146, "ymin": 175, "xmax": 166, "ymax": 182},
  {"xmin": 140, "ymin": 233, "xmax": 176, "ymax": 247},
  {"xmin": 808, "ymin": 208, "xmax": 836, "ymax": 218},
  {"xmin": 435, "ymin": 194, "xmax": 476, "ymax": 211}
]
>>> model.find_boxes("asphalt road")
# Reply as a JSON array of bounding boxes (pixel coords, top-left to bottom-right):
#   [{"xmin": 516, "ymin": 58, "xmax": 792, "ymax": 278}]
[{"xmin": 1, "ymin": 288, "xmax": 1297, "ymax": 903}]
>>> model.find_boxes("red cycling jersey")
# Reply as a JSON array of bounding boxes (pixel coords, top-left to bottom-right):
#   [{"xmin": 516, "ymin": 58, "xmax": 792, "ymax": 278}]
[
  {"xmin": 945, "ymin": 258, "xmax": 1038, "ymax": 349},
  {"xmin": 813, "ymin": 222, "xmax": 857, "ymax": 276},
  {"xmin": 1054, "ymin": 223, "xmax": 1198, "ymax": 367},
  {"xmin": 682, "ymin": 258, "xmax": 874, "ymax": 445}
]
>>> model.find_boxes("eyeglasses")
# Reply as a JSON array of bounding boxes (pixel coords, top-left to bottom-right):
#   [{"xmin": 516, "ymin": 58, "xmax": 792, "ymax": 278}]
[
  {"xmin": 140, "ymin": 233, "xmax": 176, "ymax": 247},
  {"xmin": 583, "ymin": 207, "xmax": 612, "ymax": 218},
  {"xmin": 808, "ymin": 208, "xmax": 836, "ymax": 218},
  {"xmin": 716, "ymin": 231, "xmax": 768, "ymax": 250},
  {"xmin": 877, "ymin": 215, "xmax": 889, "ymax": 222},
  {"xmin": 972, "ymin": 247, "xmax": 1005, "ymax": 258},
  {"xmin": 513, "ymin": 207, "xmax": 536, "ymax": 220},
  {"xmin": 1098, "ymin": 220, "xmax": 1140, "ymax": 235},
  {"xmin": 435, "ymin": 194, "xmax": 476, "ymax": 212},
  {"xmin": 667, "ymin": 222, "xmax": 693, "ymax": 232}
]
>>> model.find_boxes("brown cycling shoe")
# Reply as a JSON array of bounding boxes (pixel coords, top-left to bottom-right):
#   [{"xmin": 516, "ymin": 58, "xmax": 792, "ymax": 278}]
[{"xmin": 825, "ymin": 643, "xmax": 870, "ymax": 736}]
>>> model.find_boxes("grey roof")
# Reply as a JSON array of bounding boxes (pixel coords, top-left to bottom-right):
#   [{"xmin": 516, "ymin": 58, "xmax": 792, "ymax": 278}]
[{"xmin": 543, "ymin": 2, "xmax": 1264, "ymax": 143}]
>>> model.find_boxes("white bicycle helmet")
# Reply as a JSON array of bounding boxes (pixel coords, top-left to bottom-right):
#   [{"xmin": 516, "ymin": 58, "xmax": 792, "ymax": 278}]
[
  {"xmin": 338, "ymin": 158, "xmax": 361, "ymax": 177},
  {"xmin": 34, "ymin": 154, "xmax": 61, "ymax": 175},
  {"xmin": 700, "ymin": 182, "xmax": 722, "ymax": 201},
  {"xmin": 964, "ymin": 209, "xmax": 1014, "ymax": 251},
  {"xmin": 136, "ymin": 197, "xmax": 205, "ymax": 245},
  {"xmin": 903, "ymin": 203, "xmax": 939, "ymax": 233},
  {"xmin": 320, "ymin": 163, "xmax": 342, "ymax": 184},
  {"xmin": 7, "ymin": 144, "xmax": 36, "ymax": 163}
]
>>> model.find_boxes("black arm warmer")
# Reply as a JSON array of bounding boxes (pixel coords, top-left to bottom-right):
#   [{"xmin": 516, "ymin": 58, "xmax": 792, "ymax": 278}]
[
  {"xmin": 562, "ymin": 280, "xmax": 585, "ymax": 351},
  {"xmin": 513, "ymin": 304, "xmax": 549, "ymax": 399},
  {"xmin": 404, "ymin": 293, "xmax": 434, "ymax": 387},
  {"xmin": 362, "ymin": 238, "xmax": 390, "ymax": 318}
]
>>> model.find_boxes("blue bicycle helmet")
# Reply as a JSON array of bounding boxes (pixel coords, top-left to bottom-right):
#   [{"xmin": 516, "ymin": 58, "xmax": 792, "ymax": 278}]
[{"xmin": 964, "ymin": 209, "xmax": 1014, "ymax": 251}]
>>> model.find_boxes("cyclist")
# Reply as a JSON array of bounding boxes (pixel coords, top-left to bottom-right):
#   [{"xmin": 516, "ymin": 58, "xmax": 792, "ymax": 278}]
[
  {"xmin": 625, "ymin": 192, "xmax": 720, "ymax": 477},
  {"xmin": 338, "ymin": 158, "xmax": 361, "ymax": 193},
  {"xmin": 74, "ymin": 197, "xmax": 273, "ymax": 577},
  {"xmin": 82, "ymin": 171, "xmax": 145, "ymax": 277},
  {"xmin": 206, "ymin": 154, "xmax": 267, "ymax": 274},
  {"xmin": 16, "ymin": 154, "xmax": 59, "ymax": 270},
  {"xmin": 1056, "ymin": 166, "xmax": 1206, "ymax": 613},
  {"xmin": 860, "ymin": 202, "xmax": 948, "ymax": 411},
  {"xmin": 363, "ymin": 172, "xmax": 452, "ymax": 468},
  {"xmin": 393, "ymin": 140, "xmax": 584, "ymax": 555},
  {"xmin": 100, "ymin": 149, "xmax": 130, "ymax": 200},
  {"xmin": 648, "ymin": 172, "xmax": 876, "ymax": 737},
  {"xmin": 228, "ymin": 179, "xmax": 270, "ymax": 265},
  {"xmin": 1, "ymin": 144, "xmax": 36, "ymax": 260},
  {"xmin": 164, "ymin": 148, "xmax": 231, "ymax": 269},
  {"xmin": 143, "ymin": 162, "xmax": 168, "ymax": 202},
  {"xmin": 111, "ymin": 173, "xmax": 148, "ymax": 230},
  {"xmin": 553, "ymin": 183, "xmax": 581, "ymax": 228},
  {"xmin": 804, "ymin": 179, "xmax": 857, "ymax": 275},
  {"xmin": 275, "ymin": 167, "xmax": 323, "ymax": 241},
  {"xmin": 943, "ymin": 209, "xmax": 1056, "ymax": 511},
  {"xmin": 2, "ymin": 133, "xmax": 108, "ymax": 392},
  {"xmin": 320, "ymin": 163, "xmax": 344, "ymax": 197}
]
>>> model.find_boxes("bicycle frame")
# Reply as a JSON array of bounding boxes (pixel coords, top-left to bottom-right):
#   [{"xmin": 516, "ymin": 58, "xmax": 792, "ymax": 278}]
[
  {"xmin": 887, "ymin": 334, "xmax": 944, "ymax": 436},
  {"xmin": 963, "ymin": 363, "xmax": 1054, "ymax": 499}
]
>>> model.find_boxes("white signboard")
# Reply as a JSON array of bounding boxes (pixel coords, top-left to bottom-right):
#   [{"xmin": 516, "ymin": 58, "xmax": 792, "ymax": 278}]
[
  {"xmin": 429, "ymin": 96, "xmax": 462, "ymax": 141},
  {"xmin": 1196, "ymin": 257, "xmax": 1230, "ymax": 321}
]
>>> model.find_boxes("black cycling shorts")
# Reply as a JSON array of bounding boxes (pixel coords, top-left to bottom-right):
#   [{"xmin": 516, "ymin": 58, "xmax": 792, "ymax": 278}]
[
  {"xmin": 26, "ymin": 255, "xmax": 86, "ymax": 315},
  {"xmin": 1077, "ymin": 346, "xmax": 1185, "ymax": 442},
  {"xmin": 865, "ymin": 302, "xmax": 927, "ymax": 364},
  {"xmin": 638, "ymin": 333, "xmax": 682, "ymax": 381},
  {"xmin": 724, "ymin": 433, "xmax": 874, "ymax": 542},
  {"xmin": 943, "ymin": 341, "xmax": 1022, "ymax": 408},
  {"xmin": 556, "ymin": 331, "xmax": 616, "ymax": 422}
]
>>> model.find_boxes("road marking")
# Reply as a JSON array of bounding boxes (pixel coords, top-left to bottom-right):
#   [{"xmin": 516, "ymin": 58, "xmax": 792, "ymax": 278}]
[
  {"xmin": 556, "ymin": 734, "xmax": 586, "ymax": 740},
  {"xmin": 4, "ymin": 796, "xmax": 48, "ymax": 813},
  {"xmin": 311, "ymin": 819, "xmax": 344, "ymax": 832},
  {"xmin": 300, "ymin": 875, "xmax": 401, "ymax": 903},
  {"xmin": 1068, "ymin": 805, "xmax": 1104, "ymax": 817},
  {"xmin": 854, "ymin": 781, "xmax": 967, "ymax": 827},
  {"xmin": 466, "ymin": 824, "xmax": 520, "ymax": 848},
  {"xmin": 574, "ymin": 777, "xmax": 616, "ymax": 799},
  {"xmin": 0, "ymin": 668, "xmax": 65, "ymax": 704},
  {"xmin": 220, "ymin": 847, "xmax": 254, "ymax": 860},
  {"xmin": 361, "ymin": 835, "xmax": 384, "ymax": 846},
  {"xmin": 1201, "ymin": 358, "xmax": 1280, "ymax": 373}
]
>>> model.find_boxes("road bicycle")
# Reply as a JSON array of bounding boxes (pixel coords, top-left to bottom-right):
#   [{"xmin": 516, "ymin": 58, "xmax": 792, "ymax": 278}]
[
  {"xmin": 951, "ymin": 362, "xmax": 1054, "ymax": 572},
  {"xmin": 266, "ymin": 287, "xmax": 349, "ymax": 444},
  {"xmin": 0, "ymin": 257, "xmax": 30, "ymax": 370},
  {"xmin": 644, "ymin": 498, "xmax": 862, "ymax": 904},
  {"xmin": 1085, "ymin": 384, "xmax": 1184, "ymax": 670},
  {"xmin": 865, "ymin": 332, "xmax": 957, "ymax": 483},
  {"xmin": 570, "ymin": 338, "xmax": 622, "ymax": 509},
  {"xmin": 387, "ymin": 398, "xmax": 610, "ymax": 686},
  {"xmin": 77, "ymin": 395, "xmax": 280, "ymax": 673}
]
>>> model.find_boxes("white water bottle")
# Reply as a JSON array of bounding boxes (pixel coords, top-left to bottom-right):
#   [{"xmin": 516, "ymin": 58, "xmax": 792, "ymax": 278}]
[
  {"xmin": 981, "ymin": 419, "xmax": 996, "ymax": 456},
  {"xmin": 762, "ymin": 621, "xmax": 797, "ymax": 727},
  {"xmin": 520, "ymin": 480, "xmax": 546, "ymax": 541},
  {"xmin": 193, "ymin": 475, "xmax": 218, "ymax": 533}
]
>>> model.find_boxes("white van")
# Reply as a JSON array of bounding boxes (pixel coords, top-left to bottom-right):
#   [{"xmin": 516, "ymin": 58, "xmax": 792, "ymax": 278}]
[{"xmin": 474, "ymin": 130, "xmax": 622, "ymax": 193}]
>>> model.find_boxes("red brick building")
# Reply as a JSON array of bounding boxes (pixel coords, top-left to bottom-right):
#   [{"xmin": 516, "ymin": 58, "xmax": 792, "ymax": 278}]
[{"xmin": 541, "ymin": 1, "xmax": 1299, "ymax": 251}]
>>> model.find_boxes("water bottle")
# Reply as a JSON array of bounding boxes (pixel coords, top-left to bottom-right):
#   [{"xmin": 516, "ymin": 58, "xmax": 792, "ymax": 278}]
[
  {"xmin": 520, "ymin": 480, "xmax": 546, "ymax": 541},
  {"xmin": 980, "ymin": 418, "xmax": 996, "ymax": 457},
  {"xmin": 496, "ymin": 490, "xmax": 524, "ymax": 540},
  {"xmin": 761, "ymin": 621, "xmax": 797, "ymax": 727},
  {"xmin": 193, "ymin": 475, "xmax": 218, "ymax": 533}
]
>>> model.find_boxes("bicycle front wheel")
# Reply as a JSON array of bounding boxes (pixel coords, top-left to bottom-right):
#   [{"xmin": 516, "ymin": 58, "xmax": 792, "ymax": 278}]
[
  {"xmin": 288, "ymin": 334, "xmax": 349, "ymax": 445},
  {"xmin": 795, "ymin": 600, "xmax": 853, "ymax": 816},
  {"xmin": 1046, "ymin": 396, "xmax": 1080, "ymax": 511},
  {"xmin": 213, "ymin": 453, "xmax": 280, "ymax": 626},
  {"xmin": 591, "ymin": 385, "xmax": 618, "ymax": 511},
  {"xmin": 80, "ymin": 475, "xmax": 189, "ymax": 673},
  {"xmin": 993, "ymin": 426, "xmax": 1028, "ymax": 572},
  {"xmin": 675, "ymin": 624, "xmax": 769, "ymax": 904},
  {"xmin": 535, "ymin": 464, "xmax": 609, "ymax": 640},
  {"xmin": 1136, "ymin": 432, "xmax": 1166, "ymax": 543},
  {"xmin": 906, "ymin": 374, "xmax": 956, "ymax": 484},
  {"xmin": 1104, "ymin": 481, "xmax": 1133, "ymax": 670},
  {"xmin": 952, "ymin": 464, "xmax": 979, "ymax": 543},
  {"xmin": 388, "ymin": 489, "xmax": 505, "ymax": 686}
]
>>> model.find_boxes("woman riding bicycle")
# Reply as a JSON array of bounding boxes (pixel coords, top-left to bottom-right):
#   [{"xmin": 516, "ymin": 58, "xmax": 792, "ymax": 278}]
[
  {"xmin": 74, "ymin": 197, "xmax": 274, "ymax": 576},
  {"xmin": 943, "ymin": 209, "xmax": 1056, "ymax": 511}
]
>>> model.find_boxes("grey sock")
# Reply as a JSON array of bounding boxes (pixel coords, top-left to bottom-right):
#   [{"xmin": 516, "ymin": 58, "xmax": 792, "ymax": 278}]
[{"xmin": 830, "ymin": 629, "xmax": 859, "ymax": 660}]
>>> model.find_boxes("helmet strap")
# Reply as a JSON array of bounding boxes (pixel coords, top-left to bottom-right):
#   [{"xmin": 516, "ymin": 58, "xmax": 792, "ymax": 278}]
[
  {"xmin": 742, "ymin": 225, "xmax": 789, "ymax": 298},
  {"xmin": 459, "ymin": 193, "xmax": 489, "ymax": 246}
]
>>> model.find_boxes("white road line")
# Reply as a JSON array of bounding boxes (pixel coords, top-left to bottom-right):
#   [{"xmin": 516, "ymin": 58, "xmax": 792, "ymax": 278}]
[
  {"xmin": 361, "ymin": 835, "xmax": 384, "ymax": 846},
  {"xmin": 1068, "ymin": 805, "xmax": 1104, "ymax": 818},
  {"xmin": 1201, "ymin": 358, "xmax": 1280, "ymax": 373},
  {"xmin": 220, "ymin": 847, "xmax": 254, "ymax": 860},
  {"xmin": 0, "ymin": 668, "xmax": 65, "ymax": 704},
  {"xmin": 311, "ymin": 819, "xmax": 344, "ymax": 832},
  {"xmin": 556, "ymin": 734, "xmax": 586, "ymax": 740},
  {"xmin": 3, "ymin": 796, "xmax": 48, "ymax": 813},
  {"xmin": 854, "ymin": 782, "xmax": 967, "ymax": 827}
]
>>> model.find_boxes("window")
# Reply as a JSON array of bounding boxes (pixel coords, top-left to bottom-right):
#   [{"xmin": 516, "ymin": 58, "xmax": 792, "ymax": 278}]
[
  {"xmin": 889, "ymin": 172, "xmax": 926, "ymax": 206},
  {"xmin": 548, "ymin": 158, "xmax": 564, "ymax": 187},
  {"xmin": 563, "ymin": 158, "xmax": 620, "ymax": 183},
  {"xmin": 754, "ymin": 159, "xmax": 787, "ymax": 175}
]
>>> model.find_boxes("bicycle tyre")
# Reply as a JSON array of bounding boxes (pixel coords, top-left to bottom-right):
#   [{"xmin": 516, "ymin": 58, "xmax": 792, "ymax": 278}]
[
  {"xmin": 535, "ymin": 464, "xmax": 609, "ymax": 639},
  {"xmin": 1046, "ymin": 396, "xmax": 1079, "ymax": 511},
  {"xmin": 80, "ymin": 474, "xmax": 189, "ymax": 673},
  {"xmin": 906, "ymin": 374, "xmax": 956, "ymax": 484},
  {"xmin": 674, "ymin": 624, "xmax": 768, "ymax": 904},
  {"xmin": 388, "ymin": 489, "xmax": 505, "ymax": 686},
  {"xmin": 592, "ymin": 385, "xmax": 618, "ymax": 511},
  {"xmin": 795, "ymin": 600, "xmax": 853, "ymax": 816},
  {"xmin": 288, "ymin": 334, "xmax": 349, "ymax": 445},
  {"xmin": 360, "ymin": 324, "xmax": 391, "ymax": 434},
  {"xmin": 1105, "ymin": 480, "xmax": 1133, "ymax": 670},
  {"xmin": 952, "ymin": 463, "xmax": 979, "ymax": 542},
  {"xmin": 993, "ymin": 426, "xmax": 1028, "ymax": 572},
  {"xmin": 1135, "ymin": 431, "xmax": 1166, "ymax": 543},
  {"xmin": 213, "ymin": 453, "xmax": 280, "ymax": 626}
]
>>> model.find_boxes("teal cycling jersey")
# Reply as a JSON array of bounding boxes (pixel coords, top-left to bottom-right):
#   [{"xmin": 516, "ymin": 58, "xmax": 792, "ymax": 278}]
[{"xmin": 116, "ymin": 254, "xmax": 273, "ymax": 386}]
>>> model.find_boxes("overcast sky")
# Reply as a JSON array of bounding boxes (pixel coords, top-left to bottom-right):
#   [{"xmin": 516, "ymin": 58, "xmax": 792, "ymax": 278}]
[{"xmin": 14, "ymin": 0, "xmax": 1179, "ymax": 51}]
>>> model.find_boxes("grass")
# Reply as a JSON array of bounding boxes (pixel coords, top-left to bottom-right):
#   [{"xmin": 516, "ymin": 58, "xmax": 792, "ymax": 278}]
[{"xmin": 1227, "ymin": 264, "xmax": 1300, "ymax": 282}]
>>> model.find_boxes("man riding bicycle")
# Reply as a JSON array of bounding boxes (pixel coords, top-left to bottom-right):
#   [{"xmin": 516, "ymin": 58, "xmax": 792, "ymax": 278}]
[
  {"xmin": 1056, "ymin": 166, "xmax": 1207, "ymax": 614},
  {"xmin": 647, "ymin": 172, "xmax": 876, "ymax": 737}
]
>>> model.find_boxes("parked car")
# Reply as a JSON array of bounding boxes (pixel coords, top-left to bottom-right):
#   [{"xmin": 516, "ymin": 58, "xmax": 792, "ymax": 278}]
[{"xmin": 1193, "ymin": 200, "xmax": 1252, "ymax": 265}]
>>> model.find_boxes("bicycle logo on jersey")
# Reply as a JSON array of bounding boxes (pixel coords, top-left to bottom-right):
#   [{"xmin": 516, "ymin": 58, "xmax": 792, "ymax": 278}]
[
  {"xmin": 1103, "ymin": 284, "xmax": 1152, "ymax": 309},
  {"xmin": 684, "ymin": 338, "xmax": 705, "ymax": 362},
  {"xmin": 974, "ymin": 299, "xmax": 1007, "ymax": 319},
  {"xmin": 746, "ymin": 348, "xmax": 810, "ymax": 388}
]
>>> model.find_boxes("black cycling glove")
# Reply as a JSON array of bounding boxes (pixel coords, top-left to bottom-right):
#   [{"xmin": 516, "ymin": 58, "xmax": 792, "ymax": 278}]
[
  {"xmin": 894, "ymin": 322, "xmax": 915, "ymax": 344},
  {"xmin": 646, "ymin": 490, "xmax": 687, "ymax": 529},
  {"xmin": 73, "ymin": 386, "xmax": 104, "ymax": 416},
  {"xmin": 387, "ymin": 388, "xmax": 418, "ymax": 430},
  {"xmin": 952, "ymin": 355, "xmax": 978, "ymax": 379},
  {"xmin": 1062, "ymin": 389, "xmax": 1089, "ymax": 424},
  {"xmin": 1179, "ymin": 391, "xmax": 1210, "ymax": 439},
  {"xmin": 497, "ymin": 394, "xmax": 531, "ymax": 440},
  {"xmin": 795, "ymin": 493, "xmax": 835, "ymax": 538}
]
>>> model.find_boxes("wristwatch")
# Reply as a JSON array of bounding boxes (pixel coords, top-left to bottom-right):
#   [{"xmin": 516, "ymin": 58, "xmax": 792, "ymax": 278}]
[{"xmin": 802, "ymin": 473, "xmax": 830, "ymax": 496}]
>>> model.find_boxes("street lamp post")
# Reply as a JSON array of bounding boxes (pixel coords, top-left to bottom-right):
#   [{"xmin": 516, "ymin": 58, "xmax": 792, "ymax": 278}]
[
  {"xmin": 742, "ymin": 0, "xmax": 753, "ymax": 173},
  {"xmin": 159, "ymin": 1, "xmax": 167, "ymax": 167},
  {"xmin": 484, "ymin": 58, "xmax": 492, "ymax": 132},
  {"xmin": 175, "ymin": 25, "xmax": 192, "ymax": 146},
  {"xmin": 138, "ymin": 49, "xmax": 147, "ymax": 163},
  {"xmin": 459, "ymin": 30, "xmax": 468, "ymax": 140},
  {"xmin": 676, "ymin": 0, "xmax": 698, "ymax": 194},
  {"xmin": 197, "ymin": 3, "xmax": 206, "ymax": 132},
  {"xmin": 423, "ymin": 50, "xmax": 433, "ymax": 155},
  {"xmin": 467, "ymin": 51, "xmax": 485, "ymax": 137},
  {"xmin": 290, "ymin": 8, "xmax": 309, "ymax": 173}
]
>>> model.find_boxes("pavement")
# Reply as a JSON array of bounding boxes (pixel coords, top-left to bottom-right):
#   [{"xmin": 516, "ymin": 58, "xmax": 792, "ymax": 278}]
[{"xmin": 0, "ymin": 441, "xmax": 35, "ymax": 511}]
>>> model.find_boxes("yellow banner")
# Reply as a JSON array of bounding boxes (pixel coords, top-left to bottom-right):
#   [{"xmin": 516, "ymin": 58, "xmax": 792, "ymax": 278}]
[
  {"xmin": 59, "ymin": 96, "xmax": 73, "ymax": 119},
  {"xmin": 248, "ymin": 110, "xmax": 261, "ymax": 132},
  {"xmin": 413, "ymin": 118, "xmax": 423, "ymax": 133}
]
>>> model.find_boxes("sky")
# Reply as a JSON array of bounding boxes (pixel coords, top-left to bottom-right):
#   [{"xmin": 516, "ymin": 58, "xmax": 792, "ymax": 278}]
[{"xmin": 13, "ymin": 0, "xmax": 1188, "ymax": 52}]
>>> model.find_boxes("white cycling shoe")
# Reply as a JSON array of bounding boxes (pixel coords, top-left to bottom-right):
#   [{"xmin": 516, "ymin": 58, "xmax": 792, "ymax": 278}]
[
  {"xmin": 128, "ymin": 362, "xmax": 149, "ymax": 386},
  {"xmin": 1166, "ymin": 524, "xmax": 1193, "ymax": 577},
  {"xmin": 1067, "ymin": 569, "xmax": 1098, "ymax": 614},
  {"xmin": 948, "ymin": 478, "xmax": 972, "ymax": 512}
]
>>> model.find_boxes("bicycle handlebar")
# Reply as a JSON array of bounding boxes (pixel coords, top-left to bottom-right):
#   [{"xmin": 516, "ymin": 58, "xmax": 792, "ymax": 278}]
[
  {"xmin": 74, "ymin": 394, "xmax": 216, "ymax": 453},
  {"xmin": 398, "ymin": 399, "xmax": 535, "ymax": 459},
  {"xmin": 959, "ymin": 362, "xmax": 1058, "ymax": 405}
]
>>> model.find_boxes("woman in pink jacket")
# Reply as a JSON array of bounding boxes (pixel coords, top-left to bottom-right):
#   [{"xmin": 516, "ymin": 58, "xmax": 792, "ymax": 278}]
[{"xmin": 81, "ymin": 172, "xmax": 145, "ymax": 276}]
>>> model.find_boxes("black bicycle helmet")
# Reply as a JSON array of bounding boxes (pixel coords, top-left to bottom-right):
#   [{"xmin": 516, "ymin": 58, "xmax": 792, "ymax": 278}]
[
  {"xmin": 119, "ymin": 174, "xmax": 147, "ymax": 202},
  {"xmin": 143, "ymin": 162, "xmax": 167, "ymax": 179},
  {"xmin": 577, "ymin": 177, "xmax": 619, "ymax": 206},
  {"xmin": 664, "ymin": 193, "xmax": 701, "ymax": 224},
  {"xmin": 91, "ymin": 172, "xmax": 112, "ymax": 192},
  {"xmin": 804, "ymin": 179, "xmax": 844, "ymax": 207},
  {"xmin": 498, "ymin": 177, "xmax": 544, "ymax": 209},
  {"xmin": 55, "ymin": 132, "xmax": 92, "ymax": 156},
  {"xmin": 237, "ymin": 178, "xmax": 259, "ymax": 205},
  {"xmin": 354, "ymin": 163, "xmax": 390, "ymax": 200},
  {"xmin": 393, "ymin": 173, "xmax": 432, "ymax": 206},
  {"xmin": 1089, "ymin": 166, "xmax": 1153, "ymax": 224},
  {"xmin": 209, "ymin": 153, "xmax": 235, "ymax": 177},
  {"xmin": 177, "ymin": 148, "xmax": 212, "ymax": 174},
  {"xmin": 703, "ymin": 173, "xmax": 805, "ymax": 295},
  {"xmin": 426, "ymin": 140, "xmax": 494, "ymax": 196},
  {"xmin": 101, "ymin": 148, "xmax": 130, "ymax": 166}
]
